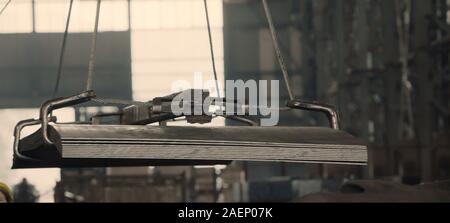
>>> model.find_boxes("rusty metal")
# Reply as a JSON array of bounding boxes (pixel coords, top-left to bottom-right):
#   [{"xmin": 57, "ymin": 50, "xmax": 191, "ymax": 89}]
[{"xmin": 121, "ymin": 89, "xmax": 212, "ymax": 125}]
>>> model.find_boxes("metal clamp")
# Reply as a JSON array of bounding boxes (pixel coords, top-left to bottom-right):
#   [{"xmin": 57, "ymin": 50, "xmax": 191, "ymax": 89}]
[
  {"xmin": 40, "ymin": 90, "xmax": 96, "ymax": 144},
  {"xmin": 286, "ymin": 100, "xmax": 340, "ymax": 130},
  {"xmin": 14, "ymin": 117, "xmax": 58, "ymax": 161},
  {"xmin": 13, "ymin": 119, "xmax": 42, "ymax": 161}
]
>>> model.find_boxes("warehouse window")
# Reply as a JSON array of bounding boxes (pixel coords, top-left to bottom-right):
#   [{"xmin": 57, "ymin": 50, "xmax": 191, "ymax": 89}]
[
  {"xmin": 0, "ymin": 0, "xmax": 33, "ymax": 33},
  {"xmin": 0, "ymin": 0, "xmax": 129, "ymax": 33},
  {"xmin": 130, "ymin": 0, "xmax": 224, "ymax": 127},
  {"xmin": 130, "ymin": 0, "xmax": 224, "ymax": 101},
  {"xmin": 35, "ymin": 0, "xmax": 129, "ymax": 32},
  {"xmin": 1, "ymin": 0, "xmax": 224, "ymax": 100}
]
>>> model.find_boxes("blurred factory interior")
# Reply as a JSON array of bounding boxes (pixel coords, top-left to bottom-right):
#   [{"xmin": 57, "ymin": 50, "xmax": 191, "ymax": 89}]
[{"xmin": 0, "ymin": 0, "xmax": 449, "ymax": 202}]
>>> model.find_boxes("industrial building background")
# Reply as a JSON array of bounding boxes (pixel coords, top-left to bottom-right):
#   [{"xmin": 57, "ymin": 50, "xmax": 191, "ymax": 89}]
[{"xmin": 0, "ymin": 0, "xmax": 449, "ymax": 202}]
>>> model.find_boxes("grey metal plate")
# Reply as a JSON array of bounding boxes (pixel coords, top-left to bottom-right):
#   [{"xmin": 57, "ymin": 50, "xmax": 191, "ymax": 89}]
[{"xmin": 50, "ymin": 124, "xmax": 367, "ymax": 165}]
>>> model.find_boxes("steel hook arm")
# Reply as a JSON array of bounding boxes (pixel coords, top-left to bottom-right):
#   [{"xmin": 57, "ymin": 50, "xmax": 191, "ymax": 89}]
[
  {"xmin": 286, "ymin": 100, "xmax": 340, "ymax": 130},
  {"xmin": 40, "ymin": 90, "xmax": 96, "ymax": 144}
]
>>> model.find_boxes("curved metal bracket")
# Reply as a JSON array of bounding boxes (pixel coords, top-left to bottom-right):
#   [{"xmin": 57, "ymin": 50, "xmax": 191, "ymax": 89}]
[
  {"xmin": 286, "ymin": 100, "xmax": 340, "ymax": 130},
  {"xmin": 13, "ymin": 119, "xmax": 42, "ymax": 161},
  {"xmin": 40, "ymin": 90, "xmax": 96, "ymax": 144}
]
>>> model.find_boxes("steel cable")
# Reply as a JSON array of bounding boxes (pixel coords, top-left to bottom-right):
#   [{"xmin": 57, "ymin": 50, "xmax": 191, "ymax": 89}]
[
  {"xmin": 86, "ymin": 0, "xmax": 102, "ymax": 91},
  {"xmin": 52, "ymin": 0, "xmax": 74, "ymax": 98},
  {"xmin": 261, "ymin": 0, "xmax": 295, "ymax": 101}
]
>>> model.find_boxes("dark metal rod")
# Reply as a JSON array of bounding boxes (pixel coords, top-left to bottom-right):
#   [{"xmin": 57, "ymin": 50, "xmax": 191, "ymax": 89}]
[
  {"xmin": 261, "ymin": 0, "xmax": 295, "ymax": 101},
  {"xmin": 203, "ymin": 0, "xmax": 221, "ymax": 98},
  {"xmin": 53, "ymin": 0, "xmax": 74, "ymax": 98},
  {"xmin": 86, "ymin": 0, "xmax": 102, "ymax": 91}
]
